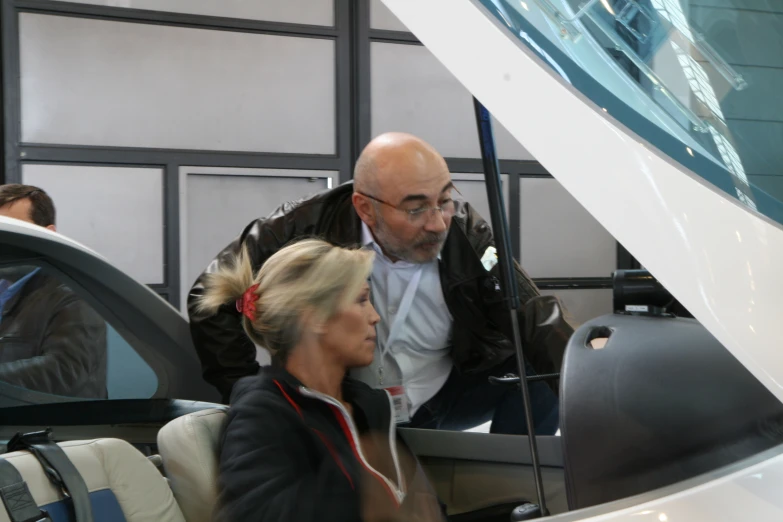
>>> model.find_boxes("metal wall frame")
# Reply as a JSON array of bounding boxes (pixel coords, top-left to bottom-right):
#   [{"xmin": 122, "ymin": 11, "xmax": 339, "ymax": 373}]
[{"xmin": 1, "ymin": 0, "xmax": 618, "ymax": 308}]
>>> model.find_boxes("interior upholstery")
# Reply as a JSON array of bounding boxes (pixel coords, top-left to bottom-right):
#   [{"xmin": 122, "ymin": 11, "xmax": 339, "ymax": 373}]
[
  {"xmin": 157, "ymin": 408, "xmax": 226, "ymax": 522},
  {"xmin": 0, "ymin": 438, "xmax": 185, "ymax": 522}
]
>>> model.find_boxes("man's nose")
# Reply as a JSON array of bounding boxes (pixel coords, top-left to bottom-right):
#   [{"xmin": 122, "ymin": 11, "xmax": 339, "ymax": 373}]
[{"xmin": 424, "ymin": 209, "xmax": 448, "ymax": 233}]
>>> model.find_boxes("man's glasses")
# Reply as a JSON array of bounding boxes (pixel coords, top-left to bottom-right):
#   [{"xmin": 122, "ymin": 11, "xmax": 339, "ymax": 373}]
[{"xmin": 357, "ymin": 191, "xmax": 457, "ymax": 225}]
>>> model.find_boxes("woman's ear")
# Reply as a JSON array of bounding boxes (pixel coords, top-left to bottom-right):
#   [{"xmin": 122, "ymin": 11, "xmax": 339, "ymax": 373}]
[
  {"xmin": 312, "ymin": 321, "xmax": 327, "ymax": 336},
  {"xmin": 301, "ymin": 308, "xmax": 327, "ymax": 336}
]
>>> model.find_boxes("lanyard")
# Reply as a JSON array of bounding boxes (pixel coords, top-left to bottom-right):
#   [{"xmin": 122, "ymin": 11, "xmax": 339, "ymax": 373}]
[{"xmin": 378, "ymin": 266, "xmax": 423, "ymax": 385}]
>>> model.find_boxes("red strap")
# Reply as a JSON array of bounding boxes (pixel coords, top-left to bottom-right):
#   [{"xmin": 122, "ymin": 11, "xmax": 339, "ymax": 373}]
[
  {"xmin": 273, "ymin": 381, "xmax": 354, "ymax": 490},
  {"xmin": 312, "ymin": 428, "xmax": 354, "ymax": 490},
  {"xmin": 273, "ymin": 380, "xmax": 303, "ymax": 418}
]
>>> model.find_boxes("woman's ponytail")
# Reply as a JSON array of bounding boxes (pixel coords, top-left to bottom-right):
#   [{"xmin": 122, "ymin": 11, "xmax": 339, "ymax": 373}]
[{"xmin": 194, "ymin": 244, "xmax": 257, "ymax": 322}]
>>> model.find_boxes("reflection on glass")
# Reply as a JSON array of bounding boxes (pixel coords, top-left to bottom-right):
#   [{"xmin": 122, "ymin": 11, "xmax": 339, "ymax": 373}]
[
  {"xmin": 0, "ymin": 264, "xmax": 108, "ymax": 398},
  {"xmin": 480, "ymin": 0, "xmax": 783, "ymax": 225},
  {"xmin": 0, "ymin": 264, "xmax": 158, "ymax": 402}
]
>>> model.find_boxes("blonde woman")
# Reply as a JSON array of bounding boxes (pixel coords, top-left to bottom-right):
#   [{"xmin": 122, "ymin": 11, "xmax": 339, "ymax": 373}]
[{"xmin": 196, "ymin": 239, "xmax": 445, "ymax": 522}]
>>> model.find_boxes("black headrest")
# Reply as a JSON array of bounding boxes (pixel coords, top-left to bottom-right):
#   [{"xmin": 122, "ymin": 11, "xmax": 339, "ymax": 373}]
[{"xmin": 561, "ymin": 313, "xmax": 783, "ymax": 510}]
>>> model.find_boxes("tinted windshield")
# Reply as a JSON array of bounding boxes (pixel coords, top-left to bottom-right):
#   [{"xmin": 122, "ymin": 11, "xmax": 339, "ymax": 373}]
[{"xmin": 479, "ymin": 0, "xmax": 783, "ymax": 226}]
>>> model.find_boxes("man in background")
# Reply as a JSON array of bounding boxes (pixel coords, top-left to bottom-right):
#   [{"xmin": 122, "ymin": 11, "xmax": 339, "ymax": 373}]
[{"xmin": 0, "ymin": 184, "xmax": 107, "ymax": 398}]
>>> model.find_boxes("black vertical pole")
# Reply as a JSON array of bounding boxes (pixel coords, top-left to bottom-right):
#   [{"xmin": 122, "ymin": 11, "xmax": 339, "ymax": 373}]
[{"xmin": 473, "ymin": 97, "xmax": 547, "ymax": 518}]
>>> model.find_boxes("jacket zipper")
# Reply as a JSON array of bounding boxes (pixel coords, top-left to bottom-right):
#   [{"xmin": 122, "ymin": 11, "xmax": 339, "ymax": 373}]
[
  {"xmin": 382, "ymin": 389, "xmax": 405, "ymax": 500},
  {"xmin": 299, "ymin": 386, "xmax": 406, "ymax": 505}
]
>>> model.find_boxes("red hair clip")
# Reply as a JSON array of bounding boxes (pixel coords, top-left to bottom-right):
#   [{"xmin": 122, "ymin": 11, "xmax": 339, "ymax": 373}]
[{"xmin": 236, "ymin": 283, "xmax": 260, "ymax": 321}]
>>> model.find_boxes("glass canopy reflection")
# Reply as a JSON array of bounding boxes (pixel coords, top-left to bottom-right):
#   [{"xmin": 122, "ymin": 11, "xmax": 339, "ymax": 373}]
[{"xmin": 479, "ymin": 0, "xmax": 783, "ymax": 226}]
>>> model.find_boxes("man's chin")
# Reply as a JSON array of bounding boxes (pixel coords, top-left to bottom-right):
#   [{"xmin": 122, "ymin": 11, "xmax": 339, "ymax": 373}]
[
  {"xmin": 412, "ymin": 242, "xmax": 443, "ymax": 262},
  {"xmin": 385, "ymin": 240, "xmax": 444, "ymax": 263}
]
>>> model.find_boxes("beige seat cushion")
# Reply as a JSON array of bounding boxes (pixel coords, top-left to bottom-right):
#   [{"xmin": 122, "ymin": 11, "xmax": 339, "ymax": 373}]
[
  {"xmin": 157, "ymin": 408, "xmax": 226, "ymax": 522},
  {"xmin": 0, "ymin": 438, "xmax": 185, "ymax": 522}
]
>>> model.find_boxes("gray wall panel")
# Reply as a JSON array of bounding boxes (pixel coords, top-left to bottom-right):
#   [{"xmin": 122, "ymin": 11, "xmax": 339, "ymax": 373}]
[
  {"xmin": 20, "ymin": 14, "xmax": 336, "ymax": 153},
  {"xmin": 371, "ymin": 42, "xmax": 534, "ymax": 160},
  {"xmin": 370, "ymin": 0, "xmax": 408, "ymax": 31},
  {"xmin": 520, "ymin": 178, "xmax": 616, "ymax": 279},
  {"xmin": 22, "ymin": 163, "xmax": 165, "ymax": 285}
]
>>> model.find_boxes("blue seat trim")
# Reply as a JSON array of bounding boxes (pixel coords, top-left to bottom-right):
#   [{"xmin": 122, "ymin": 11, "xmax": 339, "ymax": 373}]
[{"xmin": 41, "ymin": 489, "xmax": 126, "ymax": 522}]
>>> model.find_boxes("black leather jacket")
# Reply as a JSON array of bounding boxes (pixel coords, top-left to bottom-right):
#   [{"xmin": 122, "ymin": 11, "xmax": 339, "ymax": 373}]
[
  {"xmin": 188, "ymin": 182, "xmax": 573, "ymax": 403},
  {"xmin": 0, "ymin": 270, "xmax": 107, "ymax": 399}
]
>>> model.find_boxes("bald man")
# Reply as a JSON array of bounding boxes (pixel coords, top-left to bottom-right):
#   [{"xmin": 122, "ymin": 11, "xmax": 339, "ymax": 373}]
[{"xmin": 188, "ymin": 133, "xmax": 573, "ymax": 435}]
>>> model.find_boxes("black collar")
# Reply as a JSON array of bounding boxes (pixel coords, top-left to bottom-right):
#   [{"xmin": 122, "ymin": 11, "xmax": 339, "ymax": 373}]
[{"xmin": 262, "ymin": 365, "xmax": 391, "ymax": 433}]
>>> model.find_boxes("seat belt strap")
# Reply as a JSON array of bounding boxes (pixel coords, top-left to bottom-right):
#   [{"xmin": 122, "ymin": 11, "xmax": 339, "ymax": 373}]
[
  {"xmin": 7, "ymin": 429, "xmax": 93, "ymax": 522},
  {"xmin": 0, "ymin": 458, "xmax": 50, "ymax": 522}
]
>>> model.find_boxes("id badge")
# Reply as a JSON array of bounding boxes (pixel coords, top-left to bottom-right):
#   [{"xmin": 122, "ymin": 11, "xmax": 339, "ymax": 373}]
[{"xmin": 385, "ymin": 385, "xmax": 411, "ymax": 424}]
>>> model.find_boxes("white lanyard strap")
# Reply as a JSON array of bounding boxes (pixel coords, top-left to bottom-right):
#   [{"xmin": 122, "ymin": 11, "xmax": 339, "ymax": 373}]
[{"xmin": 381, "ymin": 267, "xmax": 423, "ymax": 357}]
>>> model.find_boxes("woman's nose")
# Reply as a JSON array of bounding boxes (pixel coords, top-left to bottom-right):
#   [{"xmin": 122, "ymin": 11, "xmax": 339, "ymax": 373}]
[{"xmin": 369, "ymin": 303, "xmax": 380, "ymax": 325}]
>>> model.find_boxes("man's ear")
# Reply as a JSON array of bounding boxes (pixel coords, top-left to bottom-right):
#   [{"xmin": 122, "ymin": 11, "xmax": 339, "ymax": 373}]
[{"xmin": 352, "ymin": 192, "xmax": 376, "ymax": 227}]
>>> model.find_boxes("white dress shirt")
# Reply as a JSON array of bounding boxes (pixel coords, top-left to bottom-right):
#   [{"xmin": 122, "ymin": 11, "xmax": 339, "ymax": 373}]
[{"xmin": 349, "ymin": 223, "xmax": 454, "ymax": 416}]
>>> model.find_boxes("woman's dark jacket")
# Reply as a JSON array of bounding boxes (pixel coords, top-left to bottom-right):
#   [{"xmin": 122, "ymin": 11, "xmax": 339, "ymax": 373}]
[{"xmin": 215, "ymin": 367, "xmax": 445, "ymax": 522}]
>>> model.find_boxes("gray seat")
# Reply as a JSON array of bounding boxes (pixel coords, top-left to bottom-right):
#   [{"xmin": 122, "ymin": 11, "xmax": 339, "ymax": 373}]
[{"xmin": 157, "ymin": 409, "xmax": 226, "ymax": 522}]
